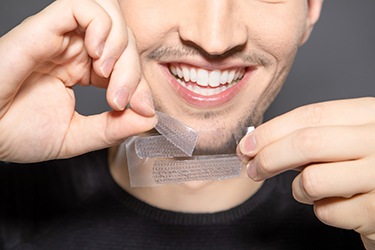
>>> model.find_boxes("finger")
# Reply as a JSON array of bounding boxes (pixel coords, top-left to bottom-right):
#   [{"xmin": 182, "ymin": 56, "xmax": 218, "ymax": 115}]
[
  {"xmin": 247, "ymin": 124, "xmax": 375, "ymax": 180},
  {"xmin": 292, "ymin": 158, "xmax": 375, "ymax": 204},
  {"xmin": 313, "ymin": 193, "xmax": 375, "ymax": 237},
  {"xmin": 91, "ymin": 0, "xmax": 129, "ymax": 78},
  {"xmin": 0, "ymin": 0, "xmax": 112, "ymax": 110},
  {"xmin": 236, "ymin": 145, "xmax": 251, "ymax": 164},
  {"xmin": 105, "ymin": 28, "xmax": 142, "ymax": 111},
  {"xmin": 58, "ymin": 109, "xmax": 158, "ymax": 158},
  {"xmin": 361, "ymin": 235, "xmax": 375, "ymax": 250},
  {"xmin": 70, "ymin": 0, "xmax": 113, "ymax": 60},
  {"xmin": 128, "ymin": 76, "xmax": 156, "ymax": 117},
  {"xmin": 239, "ymin": 98, "xmax": 375, "ymax": 157}
]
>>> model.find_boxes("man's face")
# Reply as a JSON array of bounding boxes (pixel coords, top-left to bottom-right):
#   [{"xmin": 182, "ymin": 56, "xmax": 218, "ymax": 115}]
[{"xmin": 120, "ymin": 0, "xmax": 319, "ymax": 154}]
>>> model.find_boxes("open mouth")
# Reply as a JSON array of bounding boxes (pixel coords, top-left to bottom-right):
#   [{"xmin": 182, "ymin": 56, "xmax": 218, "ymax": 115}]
[{"xmin": 168, "ymin": 64, "xmax": 245, "ymax": 96}]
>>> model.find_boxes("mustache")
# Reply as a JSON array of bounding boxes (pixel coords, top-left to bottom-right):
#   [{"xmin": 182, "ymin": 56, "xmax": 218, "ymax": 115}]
[{"xmin": 147, "ymin": 45, "xmax": 272, "ymax": 67}]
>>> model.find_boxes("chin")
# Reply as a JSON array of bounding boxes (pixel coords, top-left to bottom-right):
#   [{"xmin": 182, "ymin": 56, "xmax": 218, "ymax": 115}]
[{"xmin": 192, "ymin": 129, "xmax": 239, "ymax": 155}]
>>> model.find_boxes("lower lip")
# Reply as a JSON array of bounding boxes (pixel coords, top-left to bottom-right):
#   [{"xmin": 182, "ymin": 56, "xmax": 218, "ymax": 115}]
[{"xmin": 162, "ymin": 66, "xmax": 253, "ymax": 108}]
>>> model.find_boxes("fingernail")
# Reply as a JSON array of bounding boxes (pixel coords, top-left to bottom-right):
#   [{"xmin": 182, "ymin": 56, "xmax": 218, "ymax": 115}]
[
  {"xmin": 113, "ymin": 88, "xmax": 130, "ymax": 111},
  {"xmin": 247, "ymin": 160, "xmax": 258, "ymax": 179},
  {"xmin": 238, "ymin": 154, "xmax": 250, "ymax": 165},
  {"xmin": 95, "ymin": 42, "xmax": 104, "ymax": 58},
  {"xmin": 240, "ymin": 133, "xmax": 257, "ymax": 154},
  {"xmin": 100, "ymin": 57, "xmax": 116, "ymax": 78}
]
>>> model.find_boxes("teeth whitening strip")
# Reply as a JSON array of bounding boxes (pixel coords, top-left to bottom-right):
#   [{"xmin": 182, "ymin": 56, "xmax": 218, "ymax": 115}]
[
  {"xmin": 154, "ymin": 110, "xmax": 198, "ymax": 156},
  {"xmin": 127, "ymin": 142, "xmax": 245, "ymax": 187},
  {"xmin": 151, "ymin": 155, "xmax": 243, "ymax": 185},
  {"xmin": 127, "ymin": 111, "xmax": 254, "ymax": 187},
  {"xmin": 135, "ymin": 135, "xmax": 189, "ymax": 158}
]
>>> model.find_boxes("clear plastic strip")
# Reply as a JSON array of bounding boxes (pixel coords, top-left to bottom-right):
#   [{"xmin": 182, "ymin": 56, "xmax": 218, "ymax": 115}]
[
  {"xmin": 152, "ymin": 155, "xmax": 243, "ymax": 185},
  {"xmin": 135, "ymin": 135, "xmax": 189, "ymax": 158},
  {"xmin": 155, "ymin": 111, "xmax": 198, "ymax": 156},
  {"xmin": 126, "ymin": 136, "xmax": 245, "ymax": 187},
  {"xmin": 126, "ymin": 113, "xmax": 254, "ymax": 187},
  {"xmin": 135, "ymin": 126, "xmax": 254, "ymax": 159}
]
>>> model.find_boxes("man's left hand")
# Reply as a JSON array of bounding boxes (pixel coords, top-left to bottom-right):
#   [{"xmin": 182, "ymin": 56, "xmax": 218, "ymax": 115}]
[{"xmin": 238, "ymin": 97, "xmax": 375, "ymax": 249}]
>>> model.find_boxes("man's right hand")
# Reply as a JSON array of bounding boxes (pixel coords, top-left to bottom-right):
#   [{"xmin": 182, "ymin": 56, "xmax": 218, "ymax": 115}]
[{"xmin": 0, "ymin": 0, "xmax": 157, "ymax": 163}]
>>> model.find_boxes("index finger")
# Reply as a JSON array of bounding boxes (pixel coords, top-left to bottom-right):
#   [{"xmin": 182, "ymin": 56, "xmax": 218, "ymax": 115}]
[{"xmin": 239, "ymin": 97, "xmax": 375, "ymax": 157}]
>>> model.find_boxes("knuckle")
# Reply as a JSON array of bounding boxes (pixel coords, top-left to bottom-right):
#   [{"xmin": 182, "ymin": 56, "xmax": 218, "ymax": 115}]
[
  {"xmin": 314, "ymin": 202, "xmax": 332, "ymax": 225},
  {"xmin": 365, "ymin": 196, "xmax": 375, "ymax": 220},
  {"xmin": 256, "ymin": 149, "xmax": 274, "ymax": 176},
  {"xmin": 108, "ymin": 31, "xmax": 128, "ymax": 55},
  {"xmin": 257, "ymin": 123, "xmax": 275, "ymax": 148},
  {"xmin": 300, "ymin": 168, "xmax": 322, "ymax": 200},
  {"xmin": 293, "ymin": 128, "xmax": 321, "ymax": 162},
  {"xmin": 355, "ymin": 195, "xmax": 375, "ymax": 237},
  {"xmin": 297, "ymin": 103, "xmax": 323, "ymax": 127}
]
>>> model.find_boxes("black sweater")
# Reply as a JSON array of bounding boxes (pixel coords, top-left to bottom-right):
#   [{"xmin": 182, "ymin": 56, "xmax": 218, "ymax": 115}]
[{"xmin": 0, "ymin": 149, "xmax": 363, "ymax": 249}]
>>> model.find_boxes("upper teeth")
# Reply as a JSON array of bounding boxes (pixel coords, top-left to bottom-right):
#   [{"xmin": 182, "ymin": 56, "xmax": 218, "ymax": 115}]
[{"xmin": 169, "ymin": 65, "xmax": 245, "ymax": 88}]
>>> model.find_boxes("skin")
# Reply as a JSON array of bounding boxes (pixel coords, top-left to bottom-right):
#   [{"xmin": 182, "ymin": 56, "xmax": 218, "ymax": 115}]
[
  {"xmin": 110, "ymin": 0, "xmax": 320, "ymax": 212},
  {"xmin": 239, "ymin": 98, "xmax": 375, "ymax": 249},
  {"xmin": 1, "ymin": 0, "xmax": 375, "ymax": 248},
  {"xmin": 0, "ymin": 0, "xmax": 157, "ymax": 162},
  {"xmin": 121, "ymin": 0, "xmax": 314, "ymax": 150}
]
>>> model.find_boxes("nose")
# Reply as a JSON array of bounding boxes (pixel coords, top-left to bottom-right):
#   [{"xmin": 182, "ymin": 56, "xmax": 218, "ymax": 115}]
[{"xmin": 178, "ymin": 0, "xmax": 248, "ymax": 57}]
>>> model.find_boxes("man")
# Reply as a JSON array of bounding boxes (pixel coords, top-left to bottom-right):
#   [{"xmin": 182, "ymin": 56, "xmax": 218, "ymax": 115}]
[{"xmin": 0, "ymin": 0, "xmax": 373, "ymax": 249}]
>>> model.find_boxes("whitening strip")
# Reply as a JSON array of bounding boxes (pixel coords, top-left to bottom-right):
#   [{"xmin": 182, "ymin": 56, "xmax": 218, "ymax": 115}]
[
  {"xmin": 126, "ymin": 110, "xmax": 255, "ymax": 187},
  {"xmin": 126, "ymin": 136, "xmax": 245, "ymax": 187},
  {"xmin": 136, "ymin": 125, "xmax": 255, "ymax": 159},
  {"xmin": 151, "ymin": 155, "xmax": 243, "ymax": 185},
  {"xmin": 135, "ymin": 135, "xmax": 189, "ymax": 158},
  {"xmin": 155, "ymin": 111, "xmax": 198, "ymax": 156}
]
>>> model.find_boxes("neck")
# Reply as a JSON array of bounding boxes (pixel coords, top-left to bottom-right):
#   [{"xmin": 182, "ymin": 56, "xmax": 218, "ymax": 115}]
[{"xmin": 109, "ymin": 145, "xmax": 263, "ymax": 213}]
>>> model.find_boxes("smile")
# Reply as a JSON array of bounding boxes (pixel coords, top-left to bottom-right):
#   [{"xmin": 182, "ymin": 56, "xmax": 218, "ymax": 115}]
[
  {"xmin": 164, "ymin": 63, "xmax": 252, "ymax": 108},
  {"xmin": 168, "ymin": 64, "xmax": 245, "ymax": 96}
]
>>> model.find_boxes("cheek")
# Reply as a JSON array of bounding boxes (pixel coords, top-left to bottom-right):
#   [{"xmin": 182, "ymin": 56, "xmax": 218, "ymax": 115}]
[
  {"xmin": 120, "ymin": 2, "xmax": 178, "ymax": 54},
  {"xmin": 261, "ymin": 28, "xmax": 303, "ymax": 62},
  {"xmin": 248, "ymin": 7, "xmax": 308, "ymax": 61},
  {"xmin": 121, "ymin": 16, "xmax": 155, "ymax": 52}
]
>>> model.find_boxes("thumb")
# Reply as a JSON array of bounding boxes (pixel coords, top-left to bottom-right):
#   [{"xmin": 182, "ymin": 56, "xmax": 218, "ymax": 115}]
[{"xmin": 58, "ymin": 109, "xmax": 157, "ymax": 158}]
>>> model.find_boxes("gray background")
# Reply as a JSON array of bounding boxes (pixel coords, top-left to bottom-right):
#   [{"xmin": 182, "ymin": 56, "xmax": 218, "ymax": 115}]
[{"xmin": 1, "ymin": 1, "xmax": 374, "ymax": 121}]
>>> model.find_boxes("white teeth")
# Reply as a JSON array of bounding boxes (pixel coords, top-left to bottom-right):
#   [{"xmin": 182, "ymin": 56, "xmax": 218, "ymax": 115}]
[
  {"xmin": 220, "ymin": 71, "xmax": 229, "ymax": 84},
  {"xmin": 234, "ymin": 70, "xmax": 240, "ymax": 80},
  {"xmin": 170, "ymin": 65, "xmax": 177, "ymax": 76},
  {"xmin": 182, "ymin": 66, "xmax": 190, "ymax": 82},
  {"xmin": 197, "ymin": 69, "xmax": 209, "ymax": 87},
  {"xmin": 190, "ymin": 68, "xmax": 197, "ymax": 83},
  {"xmin": 169, "ymin": 65, "xmax": 244, "ymax": 89},
  {"xmin": 209, "ymin": 70, "xmax": 221, "ymax": 87},
  {"xmin": 227, "ymin": 70, "xmax": 235, "ymax": 84},
  {"xmin": 176, "ymin": 67, "xmax": 183, "ymax": 79}
]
